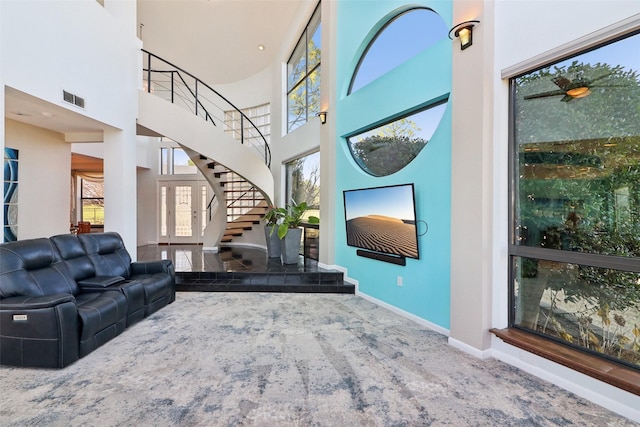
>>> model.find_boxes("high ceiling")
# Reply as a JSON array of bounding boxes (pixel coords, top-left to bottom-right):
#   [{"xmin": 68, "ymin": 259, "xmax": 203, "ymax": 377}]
[
  {"xmin": 5, "ymin": 1, "xmax": 307, "ymax": 137},
  {"xmin": 137, "ymin": 0, "xmax": 307, "ymax": 85}
]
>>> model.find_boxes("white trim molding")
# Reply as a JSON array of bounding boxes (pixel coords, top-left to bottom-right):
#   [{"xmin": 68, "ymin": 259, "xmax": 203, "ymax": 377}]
[{"xmin": 502, "ymin": 14, "xmax": 640, "ymax": 79}]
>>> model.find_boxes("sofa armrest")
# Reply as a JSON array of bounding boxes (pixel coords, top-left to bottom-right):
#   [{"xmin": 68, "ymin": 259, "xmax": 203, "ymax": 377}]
[
  {"xmin": 0, "ymin": 294, "xmax": 75, "ymax": 310},
  {"xmin": 78, "ymin": 276, "xmax": 126, "ymax": 289},
  {"xmin": 0, "ymin": 294, "xmax": 80, "ymax": 368},
  {"xmin": 131, "ymin": 260, "xmax": 174, "ymax": 276}
]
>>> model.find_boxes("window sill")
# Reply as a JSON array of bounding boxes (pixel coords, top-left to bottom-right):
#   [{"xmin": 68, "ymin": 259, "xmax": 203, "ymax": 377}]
[{"xmin": 490, "ymin": 328, "xmax": 640, "ymax": 396}]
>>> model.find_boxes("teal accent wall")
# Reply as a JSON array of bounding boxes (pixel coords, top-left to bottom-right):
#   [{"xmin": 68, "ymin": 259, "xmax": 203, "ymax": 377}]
[{"xmin": 335, "ymin": 1, "xmax": 453, "ymax": 329}]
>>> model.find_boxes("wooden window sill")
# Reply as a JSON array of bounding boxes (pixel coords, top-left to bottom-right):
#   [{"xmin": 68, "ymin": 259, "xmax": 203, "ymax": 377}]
[{"xmin": 490, "ymin": 328, "xmax": 640, "ymax": 396}]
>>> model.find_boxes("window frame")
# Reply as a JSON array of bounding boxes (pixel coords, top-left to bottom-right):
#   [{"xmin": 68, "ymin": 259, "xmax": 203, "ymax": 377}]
[
  {"xmin": 80, "ymin": 178, "xmax": 105, "ymax": 225},
  {"xmin": 506, "ymin": 31, "xmax": 640, "ymax": 369},
  {"xmin": 285, "ymin": 151, "xmax": 321, "ymax": 213},
  {"xmin": 286, "ymin": 2, "xmax": 321, "ymax": 133}
]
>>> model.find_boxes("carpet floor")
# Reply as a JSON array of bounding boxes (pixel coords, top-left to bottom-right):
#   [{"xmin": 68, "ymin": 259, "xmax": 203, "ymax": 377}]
[{"xmin": 0, "ymin": 292, "xmax": 636, "ymax": 426}]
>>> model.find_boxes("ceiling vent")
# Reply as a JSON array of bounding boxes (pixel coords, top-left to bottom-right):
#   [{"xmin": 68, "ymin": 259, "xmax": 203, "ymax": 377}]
[{"xmin": 63, "ymin": 90, "xmax": 85, "ymax": 108}]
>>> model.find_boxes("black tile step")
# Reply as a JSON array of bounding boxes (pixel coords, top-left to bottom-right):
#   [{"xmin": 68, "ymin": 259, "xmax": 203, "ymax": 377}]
[{"xmin": 175, "ymin": 271, "xmax": 354, "ymax": 294}]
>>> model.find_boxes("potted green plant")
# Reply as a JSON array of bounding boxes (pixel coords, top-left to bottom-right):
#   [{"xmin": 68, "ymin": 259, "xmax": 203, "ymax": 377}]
[
  {"xmin": 263, "ymin": 205, "xmax": 286, "ymax": 258},
  {"xmin": 278, "ymin": 200, "xmax": 319, "ymax": 264}
]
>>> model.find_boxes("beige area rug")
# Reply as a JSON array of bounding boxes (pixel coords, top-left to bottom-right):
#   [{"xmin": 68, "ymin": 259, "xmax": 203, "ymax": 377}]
[{"xmin": 0, "ymin": 292, "xmax": 636, "ymax": 426}]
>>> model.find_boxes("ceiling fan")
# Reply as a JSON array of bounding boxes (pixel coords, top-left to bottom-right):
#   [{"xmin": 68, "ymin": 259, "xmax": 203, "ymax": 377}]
[{"xmin": 523, "ymin": 72, "xmax": 620, "ymax": 102}]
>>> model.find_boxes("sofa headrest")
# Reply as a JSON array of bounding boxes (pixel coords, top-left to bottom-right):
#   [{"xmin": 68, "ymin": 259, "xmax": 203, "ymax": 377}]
[
  {"xmin": 77, "ymin": 232, "xmax": 131, "ymax": 278},
  {"xmin": 0, "ymin": 238, "xmax": 58, "ymax": 271},
  {"xmin": 0, "ymin": 238, "xmax": 78, "ymax": 298},
  {"xmin": 78, "ymin": 232, "xmax": 125, "ymax": 255},
  {"xmin": 50, "ymin": 234, "xmax": 86, "ymax": 259}
]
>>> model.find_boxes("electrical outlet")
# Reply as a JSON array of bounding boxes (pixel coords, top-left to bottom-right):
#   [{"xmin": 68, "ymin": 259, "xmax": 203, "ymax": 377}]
[{"xmin": 397, "ymin": 276, "xmax": 403, "ymax": 287}]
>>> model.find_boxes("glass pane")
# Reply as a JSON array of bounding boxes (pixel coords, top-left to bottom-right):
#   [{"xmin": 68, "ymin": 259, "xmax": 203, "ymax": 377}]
[
  {"xmin": 350, "ymin": 8, "xmax": 448, "ymax": 94},
  {"xmin": 288, "ymin": 82, "xmax": 306, "ymax": 133},
  {"xmin": 160, "ymin": 186, "xmax": 167, "ymax": 237},
  {"xmin": 201, "ymin": 185, "xmax": 207, "ymax": 237},
  {"xmin": 172, "ymin": 148, "xmax": 197, "ymax": 174},
  {"xmin": 308, "ymin": 7, "xmax": 321, "ymax": 69},
  {"xmin": 287, "ymin": 38, "xmax": 306, "ymax": 90},
  {"xmin": 81, "ymin": 180, "xmax": 103, "ymax": 198},
  {"xmin": 81, "ymin": 199, "xmax": 104, "ymax": 225},
  {"xmin": 514, "ymin": 33, "xmax": 640, "ymax": 258},
  {"xmin": 175, "ymin": 185, "xmax": 192, "ymax": 237},
  {"xmin": 348, "ymin": 102, "xmax": 447, "ymax": 176},
  {"xmin": 286, "ymin": 151, "xmax": 320, "ymax": 219},
  {"xmin": 160, "ymin": 148, "xmax": 168, "ymax": 175},
  {"xmin": 513, "ymin": 256, "xmax": 640, "ymax": 368}
]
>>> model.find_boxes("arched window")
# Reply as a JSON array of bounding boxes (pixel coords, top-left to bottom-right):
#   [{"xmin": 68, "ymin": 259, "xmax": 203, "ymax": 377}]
[{"xmin": 348, "ymin": 8, "xmax": 447, "ymax": 94}]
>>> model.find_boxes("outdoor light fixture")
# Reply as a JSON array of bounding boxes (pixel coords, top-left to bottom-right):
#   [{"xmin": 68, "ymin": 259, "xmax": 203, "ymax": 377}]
[
  {"xmin": 448, "ymin": 20, "xmax": 479, "ymax": 50},
  {"xmin": 318, "ymin": 111, "xmax": 327, "ymax": 124}
]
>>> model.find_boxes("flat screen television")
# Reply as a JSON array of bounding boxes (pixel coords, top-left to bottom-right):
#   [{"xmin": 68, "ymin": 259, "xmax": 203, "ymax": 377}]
[{"xmin": 343, "ymin": 183, "xmax": 419, "ymax": 261}]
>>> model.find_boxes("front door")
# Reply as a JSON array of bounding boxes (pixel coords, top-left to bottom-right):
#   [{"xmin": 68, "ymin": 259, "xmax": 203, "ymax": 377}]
[{"xmin": 159, "ymin": 181, "xmax": 209, "ymax": 244}]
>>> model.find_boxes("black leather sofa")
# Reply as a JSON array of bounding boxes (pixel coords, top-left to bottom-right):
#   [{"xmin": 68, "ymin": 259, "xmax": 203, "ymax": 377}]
[{"xmin": 0, "ymin": 232, "xmax": 175, "ymax": 368}]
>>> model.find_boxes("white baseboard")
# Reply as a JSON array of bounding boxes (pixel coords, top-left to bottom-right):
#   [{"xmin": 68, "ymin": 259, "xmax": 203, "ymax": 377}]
[
  {"xmin": 202, "ymin": 246, "xmax": 218, "ymax": 253},
  {"xmin": 448, "ymin": 337, "xmax": 492, "ymax": 359},
  {"xmin": 356, "ymin": 291, "xmax": 450, "ymax": 337},
  {"xmin": 490, "ymin": 336, "xmax": 640, "ymax": 423}
]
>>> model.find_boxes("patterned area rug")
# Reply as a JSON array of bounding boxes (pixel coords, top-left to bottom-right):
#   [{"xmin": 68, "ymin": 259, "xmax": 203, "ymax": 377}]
[{"xmin": 0, "ymin": 293, "xmax": 636, "ymax": 426}]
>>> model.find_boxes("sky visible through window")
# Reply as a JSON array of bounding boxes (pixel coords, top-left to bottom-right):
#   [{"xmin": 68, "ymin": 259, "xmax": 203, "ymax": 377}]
[
  {"xmin": 350, "ymin": 8, "xmax": 448, "ymax": 93},
  {"xmin": 351, "ymin": 103, "xmax": 447, "ymax": 145}
]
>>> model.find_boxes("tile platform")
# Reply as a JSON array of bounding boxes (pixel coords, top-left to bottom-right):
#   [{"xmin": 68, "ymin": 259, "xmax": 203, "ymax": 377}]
[{"xmin": 137, "ymin": 244, "xmax": 353, "ymax": 294}]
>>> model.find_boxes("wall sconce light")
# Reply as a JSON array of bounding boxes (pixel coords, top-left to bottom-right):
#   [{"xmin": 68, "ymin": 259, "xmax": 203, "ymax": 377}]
[
  {"xmin": 448, "ymin": 20, "xmax": 479, "ymax": 50},
  {"xmin": 318, "ymin": 111, "xmax": 327, "ymax": 124}
]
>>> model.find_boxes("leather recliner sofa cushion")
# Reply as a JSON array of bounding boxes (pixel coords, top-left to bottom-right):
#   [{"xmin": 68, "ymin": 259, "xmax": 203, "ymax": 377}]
[
  {"xmin": 50, "ymin": 234, "xmax": 146, "ymax": 327},
  {"xmin": 78, "ymin": 232, "xmax": 175, "ymax": 316}
]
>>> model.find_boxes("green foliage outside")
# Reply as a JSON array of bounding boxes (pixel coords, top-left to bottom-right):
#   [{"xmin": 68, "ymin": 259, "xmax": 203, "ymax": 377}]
[
  {"xmin": 349, "ymin": 118, "xmax": 427, "ymax": 177},
  {"xmin": 514, "ymin": 59, "xmax": 640, "ymax": 366}
]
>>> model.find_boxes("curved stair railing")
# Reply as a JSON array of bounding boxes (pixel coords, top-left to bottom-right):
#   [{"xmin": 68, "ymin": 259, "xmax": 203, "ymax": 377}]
[{"xmin": 142, "ymin": 49, "xmax": 271, "ymax": 168}]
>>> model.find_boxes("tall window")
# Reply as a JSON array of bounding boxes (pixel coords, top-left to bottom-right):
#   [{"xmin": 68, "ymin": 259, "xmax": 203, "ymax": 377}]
[
  {"xmin": 510, "ymin": 32, "xmax": 640, "ymax": 369},
  {"xmin": 287, "ymin": 4, "xmax": 321, "ymax": 133},
  {"xmin": 81, "ymin": 179, "xmax": 104, "ymax": 225},
  {"xmin": 285, "ymin": 151, "xmax": 320, "ymax": 220}
]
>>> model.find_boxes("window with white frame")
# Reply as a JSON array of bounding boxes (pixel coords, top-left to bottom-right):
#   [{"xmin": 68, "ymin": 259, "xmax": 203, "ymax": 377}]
[
  {"xmin": 285, "ymin": 151, "xmax": 320, "ymax": 220},
  {"xmin": 159, "ymin": 147, "xmax": 197, "ymax": 175}
]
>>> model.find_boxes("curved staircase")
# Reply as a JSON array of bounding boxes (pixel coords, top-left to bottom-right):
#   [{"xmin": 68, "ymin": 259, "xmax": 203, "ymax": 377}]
[{"xmin": 137, "ymin": 50, "xmax": 274, "ymax": 249}]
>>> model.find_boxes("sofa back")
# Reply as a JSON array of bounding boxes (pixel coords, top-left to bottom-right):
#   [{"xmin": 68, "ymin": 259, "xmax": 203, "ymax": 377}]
[
  {"xmin": 78, "ymin": 232, "xmax": 132, "ymax": 279},
  {"xmin": 0, "ymin": 238, "xmax": 79, "ymax": 298},
  {"xmin": 50, "ymin": 234, "xmax": 97, "ymax": 282}
]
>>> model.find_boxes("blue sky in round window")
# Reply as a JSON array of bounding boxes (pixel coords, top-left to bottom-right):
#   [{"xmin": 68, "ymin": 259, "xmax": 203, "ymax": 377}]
[{"xmin": 349, "ymin": 8, "xmax": 448, "ymax": 94}]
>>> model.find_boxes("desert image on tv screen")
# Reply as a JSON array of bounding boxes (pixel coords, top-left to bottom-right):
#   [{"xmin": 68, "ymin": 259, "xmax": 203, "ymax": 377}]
[{"xmin": 344, "ymin": 184, "xmax": 418, "ymax": 258}]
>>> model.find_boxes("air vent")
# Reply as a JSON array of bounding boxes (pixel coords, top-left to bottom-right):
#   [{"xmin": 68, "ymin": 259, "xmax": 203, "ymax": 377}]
[{"xmin": 62, "ymin": 90, "xmax": 85, "ymax": 109}]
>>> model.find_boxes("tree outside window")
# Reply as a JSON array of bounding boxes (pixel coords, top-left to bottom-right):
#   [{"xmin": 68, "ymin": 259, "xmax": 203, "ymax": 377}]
[
  {"xmin": 510, "ymin": 32, "xmax": 640, "ymax": 368},
  {"xmin": 287, "ymin": 4, "xmax": 321, "ymax": 133},
  {"xmin": 286, "ymin": 151, "xmax": 320, "ymax": 220}
]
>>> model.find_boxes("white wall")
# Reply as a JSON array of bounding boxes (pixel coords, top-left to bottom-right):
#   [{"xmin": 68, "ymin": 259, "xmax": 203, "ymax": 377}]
[
  {"xmin": 1, "ymin": 1, "xmax": 138, "ymax": 131},
  {"xmin": 213, "ymin": 66, "xmax": 273, "ymax": 110},
  {"xmin": 1, "ymin": 0, "xmax": 141, "ymax": 252},
  {"xmin": 5, "ymin": 120, "xmax": 71, "ymax": 239}
]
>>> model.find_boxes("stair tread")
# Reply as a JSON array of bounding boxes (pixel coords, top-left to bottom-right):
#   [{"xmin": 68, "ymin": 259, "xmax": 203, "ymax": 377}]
[{"xmin": 227, "ymin": 222, "xmax": 255, "ymax": 229}]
